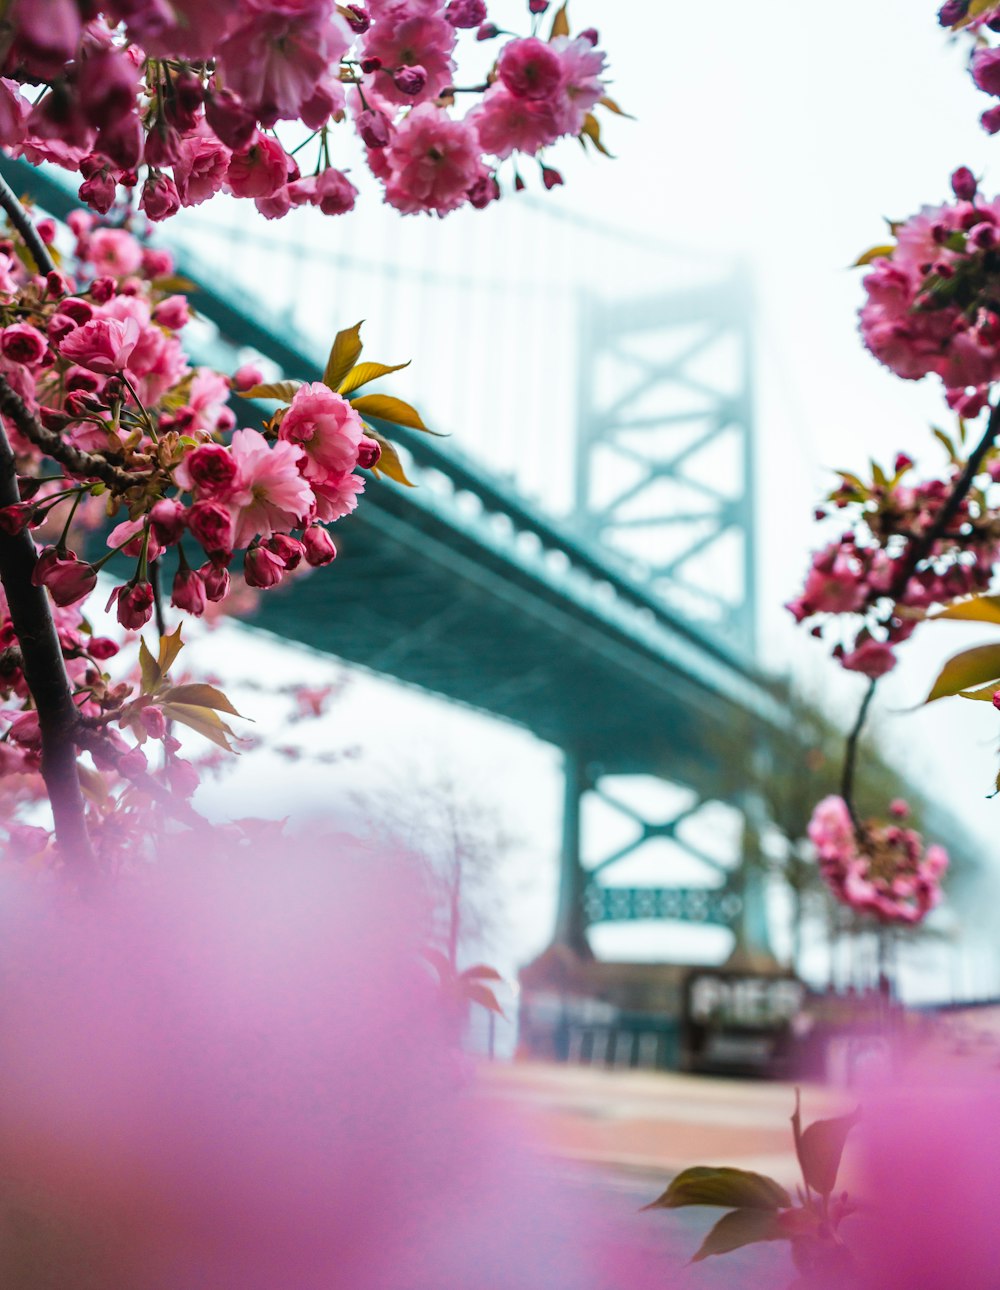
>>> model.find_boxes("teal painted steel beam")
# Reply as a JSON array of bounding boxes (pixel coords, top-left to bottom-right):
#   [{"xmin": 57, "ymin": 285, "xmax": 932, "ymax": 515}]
[{"xmin": 583, "ymin": 883, "xmax": 742, "ymax": 928}]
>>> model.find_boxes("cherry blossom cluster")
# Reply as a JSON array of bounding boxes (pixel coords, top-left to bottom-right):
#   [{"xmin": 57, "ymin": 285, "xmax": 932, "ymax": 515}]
[
  {"xmin": 0, "ymin": 215, "xmax": 377, "ymax": 625},
  {"xmin": 2, "ymin": 0, "xmax": 618, "ymax": 221},
  {"xmin": 939, "ymin": 1, "xmax": 1000, "ymax": 132},
  {"xmin": 858, "ymin": 169, "xmax": 1000, "ymax": 401},
  {"xmin": 808, "ymin": 795, "xmax": 948, "ymax": 925},
  {"xmin": 787, "ymin": 443, "xmax": 1000, "ymax": 678},
  {"xmin": 0, "ymin": 209, "xmax": 421, "ymax": 852}
]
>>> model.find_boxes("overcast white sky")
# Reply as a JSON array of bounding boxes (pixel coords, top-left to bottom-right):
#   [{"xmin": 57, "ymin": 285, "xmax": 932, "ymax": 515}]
[{"xmin": 170, "ymin": 1, "xmax": 1000, "ymax": 999}]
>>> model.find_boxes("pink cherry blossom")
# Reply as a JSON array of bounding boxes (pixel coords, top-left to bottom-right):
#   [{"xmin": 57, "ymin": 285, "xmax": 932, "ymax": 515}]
[
  {"xmin": 0, "ymin": 322, "xmax": 47, "ymax": 366},
  {"xmin": 227, "ymin": 132, "xmax": 290, "ymax": 199},
  {"xmin": 58, "ymin": 315, "xmax": 140, "ymax": 374},
  {"xmin": 227, "ymin": 427, "xmax": 313, "ymax": 549},
  {"xmin": 87, "ymin": 228, "xmax": 143, "ymax": 279},
  {"xmin": 279, "ymin": 383, "xmax": 365, "ymax": 481},
  {"xmin": 173, "ymin": 127, "xmax": 232, "ymax": 206},
  {"xmin": 311, "ymin": 471, "xmax": 365, "ymax": 523},
  {"xmin": 382, "ymin": 103, "xmax": 486, "ymax": 216},
  {"xmin": 362, "ymin": 12, "xmax": 457, "ymax": 107},
  {"xmin": 497, "ymin": 37, "xmax": 564, "ymax": 100},
  {"xmin": 470, "ymin": 84, "xmax": 561, "ymax": 158},
  {"xmin": 808, "ymin": 795, "xmax": 947, "ymax": 924},
  {"xmin": 218, "ymin": 2, "xmax": 352, "ymax": 128},
  {"xmin": 550, "ymin": 34, "xmax": 607, "ymax": 134}
]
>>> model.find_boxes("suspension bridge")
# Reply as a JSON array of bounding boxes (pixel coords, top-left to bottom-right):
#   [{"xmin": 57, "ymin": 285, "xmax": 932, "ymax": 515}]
[{"xmin": 9, "ymin": 157, "xmax": 810, "ymax": 967}]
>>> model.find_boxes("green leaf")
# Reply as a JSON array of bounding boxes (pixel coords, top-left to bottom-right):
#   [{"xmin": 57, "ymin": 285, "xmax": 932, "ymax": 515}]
[
  {"xmin": 957, "ymin": 682, "xmax": 1000, "ymax": 702},
  {"xmin": 932, "ymin": 426, "xmax": 958, "ymax": 462},
  {"xmin": 924, "ymin": 644, "xmax": 1000, "ymax": 704},
  {"xmin": 580, "ymin": 113, "xmax": 614, "ymax": 157},
  {"xmin": 549, "ymin": 1, "xmax": 570, "ymax": 38},
  {"xmin": 930, "ymin": 595, "xmax": 1000, "ymax": 626},
  {"xmin": 792, "ymin": 1093, "xmax": 860, "ymax": 1198},
  {"xmin": 598, "ymin": 95, "xmax": 635, "ymax": 119},
  {"xmin": 338, "ymin": 360, "xmax": 411, "ymax": 397},
  {"xmin": 350, "ymin": 393, "xmax": 431, "ymax": 433},
  {"xmin": 157, "ymin": 624, "xmax": 184, "ymax": 679},
  {"xmin": 160, "ymin": 683, "xmax": 246, "ymax": 719},
  {"xmin": 463, "ymin": 981, "xmax": 504, "ymax": 1016},
  {"xmin": 852, "ymin": 244, "xmax": 895, "ymax": 268},
  {"xmin": 160, "ymin": 702, "xmax": 239, "ymax": 751},
  {"xmin": 323, "ymin": 321, "xmax": 364, "ymax": 391},
  {"xmin": 151, "ymin": 274, "xmax": 198, "ymax": 294},
  {"xmin": 690, "ymin": 1209, "xmax": 785, "ymax": 1263},
  {"xmin": 139, "ymin": 635, "xmax": 160, "ymax": 694},
  {"xmin": 643, "ymin": 1167, "xmax": 791, "ymax": 1213},
  {"xmin": 363, "ymin": 429, "xmax": 416, "ymax": 487},
  {"xmin": 237, "ymin": 381, "xmax": 303, "ymax": 404}
]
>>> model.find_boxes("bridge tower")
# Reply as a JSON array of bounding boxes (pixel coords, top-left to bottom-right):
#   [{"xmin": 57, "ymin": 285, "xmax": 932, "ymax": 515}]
[{"xmin": 553, "ymin": 271, "xmax": 772, "ymax": 964}]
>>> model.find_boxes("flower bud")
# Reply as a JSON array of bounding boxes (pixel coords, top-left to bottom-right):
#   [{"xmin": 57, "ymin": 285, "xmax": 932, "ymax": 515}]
[
  {"xmin": 232, "ymin": 363, "xmax": 264, "ymax": 392},
  {"xmin": 150, "ymin": 498, "xmax": 187, "ymax": 545},
  {"xmin": 477, "ymin": 21, "xmax": 499, "ymax": 39},
  {"xmin": 344, "ymin": 3, "xmax": 371, "ymax": 32},
  {"xmin": 187, "ymin": 500, "xmax": 234, "ymax": 555},
  {"xmin": 114, "ymin": 581, "xmax": 155, "ymax": 630},
  {"xmin": 140, "ymin": 171, "xmax": 180, "ymax": 222},
  {"xmin": 356, "ymin": 436, "xmax": 382, "ymax": 469},
  {"xmin": 938, "ymin": 0, "xmax": 969, "ymax": 25},
  {"xmin": 171, "ymin": 567, "xmax": 207, "ymax": 616},
  {"xmin": 541, "ymin": 165, "xmax": 564, "ymax": 190},
  {"xmin": 951, "ymin": 166, "xmax": 978, "ymax": 202},
  {"xmin": 357, "ymin": 108, "xmax": 391, "ymax": 149},
  {"xmin": 8, "ymin": 711, "xmax": 41, "ymax": 750},
  {"xmin": 199, "ymin": 562, "xmax": 231, "ymax": 602},
  {"xmin": 244, "ymin": 544, "xmax": 285, "ymax": 589},
  {"xmin": 1, "ymin": 323, "xmax": 47, "ymax": 366},
  {"xmin": 267, "ymin": 533, "xmax": 304, "ymax": 570},
  {"xmin": 446, "ymin": 0, "xmax": 487, "ymax": 27},
  {"xmin": 88, "ymin": 277, "xmax": 116, "ymax": 306},
  {"xmin": 0, "ymin": 502, "xmax": 35, "ymax": 535},
  {"xmin": 361, "ymin": 56, "xmax": 383, "ymax": 74},
  {"xmin": 31, "ymin": 547, "xmax": 98, "ymax": 607},
  {"xmin": 302, "ymin": 525, "xmax": 337, "ymax": 567},
  {"xmin": 140, "ymin": 705, "xmax": 168, "ymax": 740},
  {"xmin": 205, "ymin": 88, "xmax": 257, "ymax": 151}
]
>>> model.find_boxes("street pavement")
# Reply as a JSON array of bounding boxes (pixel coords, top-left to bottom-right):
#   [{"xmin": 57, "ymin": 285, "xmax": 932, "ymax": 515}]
[{"xmin": 475, "ymin": 1061, "xmax": 853, "ymax": 1288}]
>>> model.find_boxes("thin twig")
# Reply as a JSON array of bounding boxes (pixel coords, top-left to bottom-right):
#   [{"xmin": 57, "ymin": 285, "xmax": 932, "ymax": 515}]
[
  {"xmin": 0, "ymin": 168, "xmax": 56, "ymax": 277},
  {"xmin": 840, "ymin": 678, "xmax": 877, "ymax": 833},
  {"xmin": 0, "ymin": 375, "xmax": 147, "ymax": 492},
  {"xmin": 75, "ymin": 726, "xmax": 208, "ymax": 831},
  {"xmin": 839, "ymin": 401, "xmax": 1000, "ymax": 827},
  {"xmin": 0, "ymin": 419, "xmax": 94, "ymax": 869}
]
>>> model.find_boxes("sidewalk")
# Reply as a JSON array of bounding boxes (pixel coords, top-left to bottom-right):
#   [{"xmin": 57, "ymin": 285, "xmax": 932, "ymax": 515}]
[{"xmin": 477, "ymin": 1060, "xmax": 849, "ymax": 1188}]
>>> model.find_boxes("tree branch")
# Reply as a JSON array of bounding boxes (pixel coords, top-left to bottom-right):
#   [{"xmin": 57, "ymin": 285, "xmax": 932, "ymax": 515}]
[
  {"xmin": 839, "ymin": 401, "xmax": 1000, "ymax": 828},
  {"xmin": 0, "ymin": 375, "xmax": 146, "ymax": 492},
  {"xmin": 0, "ymin": 168, "xmax": 56, "ymax": 277},
  {"xmin": 0, "ymin": 420, "xmax": 93, "ymax": 868}
]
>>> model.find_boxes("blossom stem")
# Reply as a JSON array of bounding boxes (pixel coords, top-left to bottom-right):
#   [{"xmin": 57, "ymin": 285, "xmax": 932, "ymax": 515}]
[
  {"xmin": 0, "ymin": 168, "xmax": 56, "ymax": 277},
  {"xmin": 0, "ymin": 419, "xmax": 94, "ymax": 870},
  {"xmin": 840, "ymin": 677, "xmax": 877, "ymax": 833},
  {"xmin": 839, "ymin": 400, "xmax": 1000, "ymax": 830},
  {"xmin": 0, "ymin": 375, "xmax": 146, "ymax": 491},
  {"xmin": 150, "ymin": 558, "xmax": 167, "ymax": 637},
  {"xmin": 885, "ymin": 399, "xmax": 1000, "ymax": 601}
]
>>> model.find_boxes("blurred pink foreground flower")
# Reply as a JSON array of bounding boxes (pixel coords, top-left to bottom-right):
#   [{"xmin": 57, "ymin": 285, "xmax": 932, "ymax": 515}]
[{"xmin": 0, "ymin": 831, "xmax": 664, "ymax": 1288}]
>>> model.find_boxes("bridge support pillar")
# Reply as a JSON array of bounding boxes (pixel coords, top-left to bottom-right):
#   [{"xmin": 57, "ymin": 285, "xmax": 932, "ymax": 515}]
[{"xmin": 553, "ymin": 749, "xmax": 592, "ymax": 959}]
